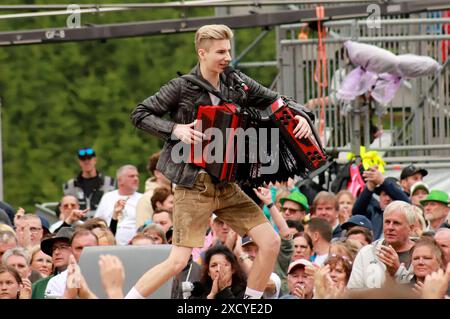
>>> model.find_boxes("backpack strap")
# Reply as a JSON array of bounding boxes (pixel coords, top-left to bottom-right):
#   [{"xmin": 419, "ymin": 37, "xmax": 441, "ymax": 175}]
[{"xmin": 100, "ymin": 175, "xmax": 115, "ymax": 192}]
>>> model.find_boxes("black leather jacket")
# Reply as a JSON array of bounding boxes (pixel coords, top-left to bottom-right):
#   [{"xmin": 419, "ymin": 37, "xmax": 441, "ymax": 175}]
[{"xmin": 131, "ymin": 64, "xmax": 280, "ymax": 188}]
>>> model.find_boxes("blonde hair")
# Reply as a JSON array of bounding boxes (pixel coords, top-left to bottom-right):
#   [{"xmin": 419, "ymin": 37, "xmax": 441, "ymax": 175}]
[
  {"xmin": 143, "ymin": 223, "xmax": 167, "ymax": 244},
  {"xmin": 336, "ymin": 190, "xmax": 355, "ymax": 206},
  {"xmin": 195, "ymin": 24, "xmax": 233, "ymax": 52},
  {"xmin": 410, "ymin": 205, "xmax": 427, "ymax": 234},
  {"xmin": 29, "ymin": 245, "xmax": 42, "ymax": 260},
  {"xmin": 0, "ymin": 224, "xmax": 15, "ymax": 235},
  {"xmin": 383, "ymin": 201, "xmax": 416, "ymax": 225},
  {"xmin": 312, "ymin": 191, "xmax": 339, "ymax": 212},
  {"xmin": 92, "ymin": 227, "xmax": 116, "ymax": 246}
]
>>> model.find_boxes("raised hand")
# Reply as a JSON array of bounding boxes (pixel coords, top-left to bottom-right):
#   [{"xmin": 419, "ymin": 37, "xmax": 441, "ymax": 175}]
[
  {"xmin": 65, "ymin": 208, "xmax": 89, "ymax": 225},
  {"xmin": 376, "ymin": 244, "xmax": 400, "ymax": 276},
  {"xmin": 64, "ymin": 255, "xmax": 82, "ymax": 299},
  {"xmin": 207, "ymin": 266, "xmax": 221, "ymax": 299},
  {"xmin": 16, "ymin": 222, "xmax": 32, "ymax": 249},
  {"xmin": 14, "ymin": 207, "xmax": 25, "ymax": 227},
  {"xmin": 293, "ymin": 283, "xmax": 307, "ymax": 299},
  {"xmin": 19, "ymin": 278, "xmax": 32, "ymax": 299},
  {"xmin": 253, "ymin": 187, "xmax": 272, "ymax": 205},
  {"xmin": 99, "ymin": 254, "xmax": 125, "ymax": 299},
  {"xmin": 362, "ymin": 165, "xmax": 384, "ymax": 191},
  {"xmin": 421, "ymin": 265, "xmax": 449, "ymax": 299},
  {"xmin": 412, "ymin": 280, "xmax": 424, "ymax": 296},
  {"xmin": 305, "ymin": 262, "xmax": 320, "ymax": 278},
  {"xmin": 217, "ymin": 264, "xmax": 232, "ymax": 291}
]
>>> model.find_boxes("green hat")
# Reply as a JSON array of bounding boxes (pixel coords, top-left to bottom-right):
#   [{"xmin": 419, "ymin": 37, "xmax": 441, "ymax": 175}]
[
  {"xmin": 420, "ymin": 189, "xmax": 450, "ymax": 206},
  {"xmin": 280, "ymin": 191, "xmax": 309, "ymax": 212}
]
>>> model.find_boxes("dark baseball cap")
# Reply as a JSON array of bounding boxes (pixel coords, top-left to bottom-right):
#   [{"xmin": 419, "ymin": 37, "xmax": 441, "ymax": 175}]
[
  {"xmin": 241, "ymin": 236, "xmax": 255, "ymax": 247},
  {"xmin": 77, "ymin": 147, "xmax": 96, "ymax": 159},
  {"xmin": 400, "ymin": 164, "xmax": 428, "ymax": 180},
  {"xmin": 341, "ymin": 215, "xmax": 373, "ymax": 231}
]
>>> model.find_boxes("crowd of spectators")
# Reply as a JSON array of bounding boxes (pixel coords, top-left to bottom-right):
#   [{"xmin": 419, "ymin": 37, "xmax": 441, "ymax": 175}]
[{"xmin": 0, "ymin": 147, "xmax": 449, "ymax": 299}]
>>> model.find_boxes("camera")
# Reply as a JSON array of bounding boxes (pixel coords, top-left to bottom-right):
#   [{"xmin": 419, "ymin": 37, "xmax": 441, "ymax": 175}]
[{"xmin": 181, "ymin": 281, "xmax": 194, "ymax": 299}]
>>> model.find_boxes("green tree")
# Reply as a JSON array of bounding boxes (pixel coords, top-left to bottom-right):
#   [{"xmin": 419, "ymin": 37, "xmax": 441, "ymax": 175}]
[{"xmin": 0, "ymin": 0, "xmax": 277, "ymax": 213}]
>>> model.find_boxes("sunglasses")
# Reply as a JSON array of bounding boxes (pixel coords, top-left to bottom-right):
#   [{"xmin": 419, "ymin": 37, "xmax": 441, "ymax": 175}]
[
  {"xmin": 62, "ymin": 203, "xmax": 77, "ymax": 209},
  {"xmin": 78, "ymin": 148, "xmax": 95, "ymax": 158},
  {"xmin": 281, "ymin": 207, "xmax": 303, "ymax": 213}
]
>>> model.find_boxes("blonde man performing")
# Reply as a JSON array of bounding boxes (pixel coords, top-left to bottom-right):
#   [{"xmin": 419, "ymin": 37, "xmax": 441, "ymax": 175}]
[{"xmin": 129, "ymin": 24, "xmax": 313, "ymax": 299}]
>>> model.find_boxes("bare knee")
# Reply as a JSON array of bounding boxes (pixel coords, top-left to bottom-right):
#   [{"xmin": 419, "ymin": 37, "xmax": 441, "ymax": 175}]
[
  {"xmin": 268, "ymin": 234, "xmax": 281, "ymax": 254},
  {"xmin": 257, "ymin": 233, "xmax": 281, "ymax": 256}
]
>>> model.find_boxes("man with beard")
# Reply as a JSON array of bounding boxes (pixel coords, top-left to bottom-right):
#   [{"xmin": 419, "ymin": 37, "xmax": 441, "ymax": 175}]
[{"xmin": 420, "ymin": 190, "xmax": 450, "ymax": 232}]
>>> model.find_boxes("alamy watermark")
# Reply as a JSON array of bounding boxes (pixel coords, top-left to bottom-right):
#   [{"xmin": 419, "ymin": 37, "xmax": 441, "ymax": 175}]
[
  {"xmin": 170, "ymin": 121, "xmax": 281, "ymax": 175},
  {"xmin": 366, "ymin": 4, "xmax": 381, "ymax": 29}
]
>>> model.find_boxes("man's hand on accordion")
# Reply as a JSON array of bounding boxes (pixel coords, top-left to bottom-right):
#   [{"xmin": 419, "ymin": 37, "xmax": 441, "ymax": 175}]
[
  {"xmin": 172, "ymin": 120, "xmax": 205, "ymax": 144},
  {"xmin": 293, "ymin": 115, "xmax": 312, "ymax": 140}
]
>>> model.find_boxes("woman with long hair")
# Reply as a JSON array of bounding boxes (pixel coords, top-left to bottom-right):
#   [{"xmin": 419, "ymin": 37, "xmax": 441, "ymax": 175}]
[{"xmin": 191, "ymin": 245, "xmax": 247, "ymax": 299}]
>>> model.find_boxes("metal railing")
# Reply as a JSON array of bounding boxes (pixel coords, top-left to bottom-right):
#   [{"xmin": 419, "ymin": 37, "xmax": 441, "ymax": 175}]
[
  {"xmin": 277, "ymin": 13, "xmax": 450, "ymax": 161},
  {"xmin": 35, "ymin": 202, "xmax": 59, "ymax": 224}
]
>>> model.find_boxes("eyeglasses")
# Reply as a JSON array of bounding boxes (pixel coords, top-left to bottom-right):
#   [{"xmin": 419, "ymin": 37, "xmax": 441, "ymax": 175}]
[
  {"xmin": 52, "ymin": 244, "xmax": 71, "ymax": 253},
  {"xmin": 62, "ymin": 203, "xmax": 77, "ymax": 209},
  {"xmin": 29, "ymin": 227, "xmax": 42, "ymax": 233},
  {"xmin": 281, "ymin": 207, "xmax": 303, "ymax": 213}
]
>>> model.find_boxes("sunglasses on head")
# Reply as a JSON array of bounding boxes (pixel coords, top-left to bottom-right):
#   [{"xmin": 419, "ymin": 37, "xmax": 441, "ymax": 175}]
[{"xmin": 78, "ymin": 148, "xmax": 95, "ymax": 158}]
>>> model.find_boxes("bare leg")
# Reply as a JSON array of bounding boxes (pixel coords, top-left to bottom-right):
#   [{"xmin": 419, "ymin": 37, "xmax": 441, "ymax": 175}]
[
  {"xmin": 132, "ymin": 245, "xmax": 192, "ymax": 297},
  {"xmin": 246, "ymin": 222, "xmax": 280, "ymax": 291}
]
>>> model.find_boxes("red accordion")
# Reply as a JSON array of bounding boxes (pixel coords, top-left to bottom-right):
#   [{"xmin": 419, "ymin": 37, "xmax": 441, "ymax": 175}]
[
  {"xmin": 190, "ymin": 102, "xmax": 246, "ymax": 182},
  {"xmin": 189, "ymin": 97, "xmax": 327, "ymax": 185},
  {"xmin": 268, "ymin": 98, "xmax": 327, "ymax": 171}
]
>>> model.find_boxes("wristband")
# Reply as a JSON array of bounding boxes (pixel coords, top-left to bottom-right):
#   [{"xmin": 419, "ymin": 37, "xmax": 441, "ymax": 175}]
[
  {"xmin": 125, "ymin": 287, "xmax": 145, "ymax": 299},
  {"xmin": 266, "ymin": 202, "xmax": 274, "ymax": 209}
]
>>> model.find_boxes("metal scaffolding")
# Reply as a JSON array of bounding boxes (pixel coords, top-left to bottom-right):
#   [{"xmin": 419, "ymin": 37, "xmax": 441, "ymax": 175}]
[{"xmin": 278, "ymin": 14, "xmax": 450, "ymax": 164}]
